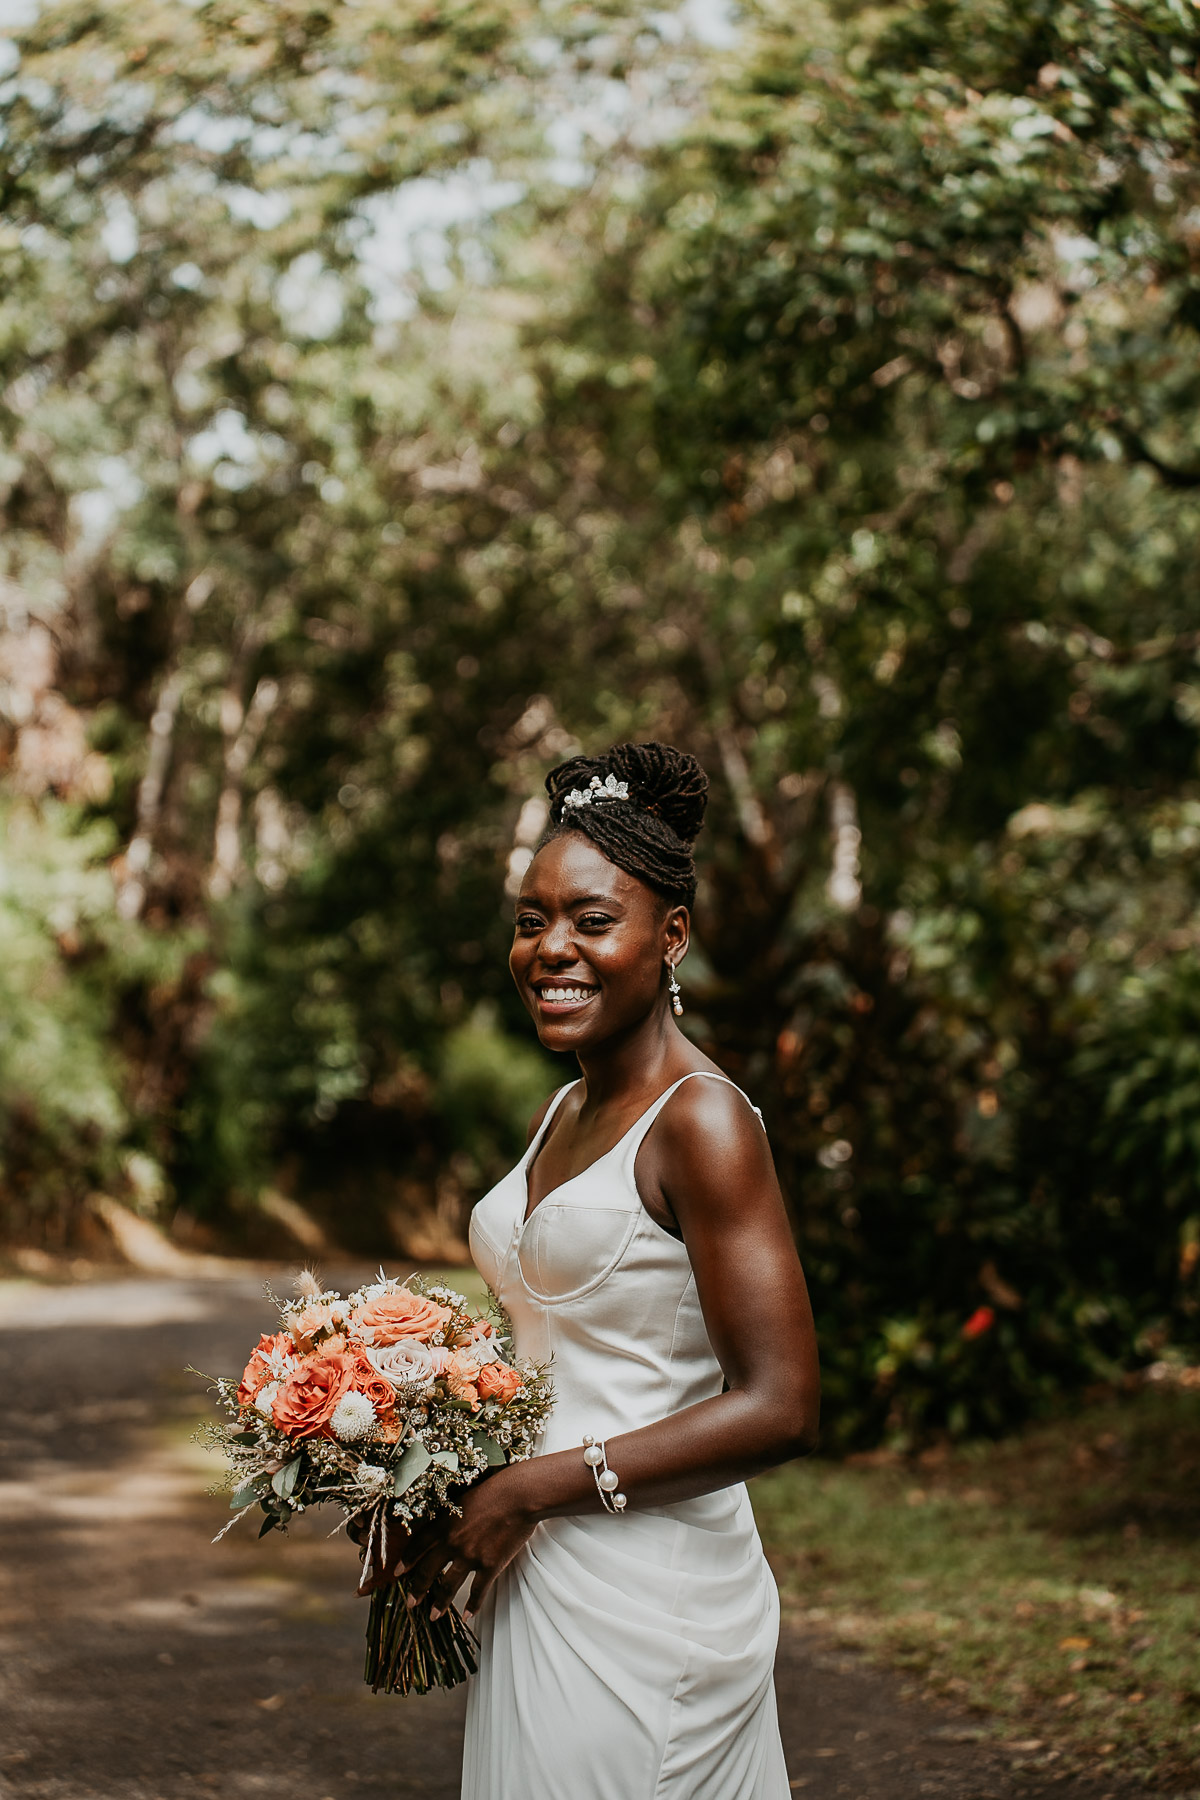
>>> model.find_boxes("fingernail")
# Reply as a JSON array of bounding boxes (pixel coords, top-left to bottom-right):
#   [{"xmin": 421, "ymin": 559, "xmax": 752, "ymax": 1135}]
[
  {"xmin": 405, "ymin": 1592, "xmax": 417, "ymax": 1610},
  {"xmin": 463, "ymin": 1611, "xmax": 474, "ymax": 1625},
  {"xmin": 429, "ymin": 1607, "xmax": 442, "ymax": 1622}
]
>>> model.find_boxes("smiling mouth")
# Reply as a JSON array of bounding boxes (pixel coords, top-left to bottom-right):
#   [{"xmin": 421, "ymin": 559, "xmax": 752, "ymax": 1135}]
[{"xmin": 533, "ymin": 983, "xmax": 598, "ymax": 1012}]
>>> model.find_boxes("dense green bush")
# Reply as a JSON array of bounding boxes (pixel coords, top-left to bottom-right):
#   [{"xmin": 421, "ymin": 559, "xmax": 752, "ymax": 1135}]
[{"xmin": 1, "ymin": 0, "xmax": 1197, "ymax": 1441}]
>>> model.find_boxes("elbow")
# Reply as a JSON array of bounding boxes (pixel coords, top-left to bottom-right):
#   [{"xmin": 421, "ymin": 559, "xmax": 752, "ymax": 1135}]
[
  {"xmin": 737, "ymin": 1377, "xmax": 821, "ymax": 1467},
  {"xmin": 794, "ymin": 1419, "xmax": 820, "ymax": 1459},
  {"xmin": 752, "ymin": 1404, "xmax": 818, "ymax": 1469},
  {"xmin": 778, "ymin": 1389, "xmax": 821, "ymax": 1462},
  {"xmin": 779, "ymin": 1417, "xmax": 819, "ymax": 1462}
]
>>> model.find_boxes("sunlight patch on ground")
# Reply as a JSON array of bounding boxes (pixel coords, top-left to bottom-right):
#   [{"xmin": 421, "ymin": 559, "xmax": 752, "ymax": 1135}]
[
  {"xmin": 0, "ymin": 1449, "xmax": 198, "ymax": 1522},
  {"xmin": 0, "ymin": 1275, "xmax": 260, "ymax": 1330}
]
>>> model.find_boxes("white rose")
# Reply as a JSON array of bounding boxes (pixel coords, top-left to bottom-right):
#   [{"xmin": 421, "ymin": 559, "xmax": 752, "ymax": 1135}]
[{"xmin": 364, "ymin": 1340, "xmax": 435, "ymax": 1385}]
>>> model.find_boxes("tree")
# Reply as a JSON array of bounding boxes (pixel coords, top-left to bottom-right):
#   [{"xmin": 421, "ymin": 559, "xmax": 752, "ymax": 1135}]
[
  {"xmin": 497, "ymin": 0, "xmax": 1200, "ymax": 1437},
  {"xmin": 3, "ymin": 0, "xmax": 1198, "ymax": 1440}
]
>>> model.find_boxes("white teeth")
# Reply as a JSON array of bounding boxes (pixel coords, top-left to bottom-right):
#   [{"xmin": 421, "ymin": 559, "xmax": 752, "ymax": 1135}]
[{"xmin": 540, "ymin": 987, "xmax": 594, "ymax": 1003}]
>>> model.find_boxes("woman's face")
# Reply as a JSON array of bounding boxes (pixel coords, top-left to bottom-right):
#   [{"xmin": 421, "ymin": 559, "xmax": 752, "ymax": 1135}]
[{"xmin": 510, "ymin": 833, "xmax": 688, "ymax": 1053}]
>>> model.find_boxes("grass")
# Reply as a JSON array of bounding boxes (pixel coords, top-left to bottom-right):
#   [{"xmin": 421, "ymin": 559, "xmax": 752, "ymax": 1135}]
[
  {"xmin": 752, "ymin": 1386, "xmax": 1200, "ymax": 1797},
  {"xmin": 420, "ymin": 1263, "xmax": 490, "ymax": 1310}
]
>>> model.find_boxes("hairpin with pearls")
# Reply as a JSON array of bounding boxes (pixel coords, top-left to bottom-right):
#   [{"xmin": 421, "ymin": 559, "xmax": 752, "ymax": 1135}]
[{"xmin": 561, "ymin": 773, "xmax": 630, "ymax": 812}]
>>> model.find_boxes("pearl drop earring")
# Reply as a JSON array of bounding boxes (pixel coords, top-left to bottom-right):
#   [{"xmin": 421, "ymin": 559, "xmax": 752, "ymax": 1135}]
[{"xmin": 666, "ymin": 960, "xmax": 683, "ymax": 1017}]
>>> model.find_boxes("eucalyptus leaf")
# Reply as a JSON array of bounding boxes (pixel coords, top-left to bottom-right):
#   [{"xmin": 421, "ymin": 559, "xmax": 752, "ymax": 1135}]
[
  {"xmin": 231, "ymin": 1481, "xmax": 262, "ymax": 1510},
  {"xmin": 470, "ymin": 1431, "xmax": 507, "ymax": 1468},
  {"xmin": 271, "ymin": 1457, "xmax": 302, "ymax": 1500},
  {"xmin": 430, "ymin": 1449, "xmax": 460, "ymax": 1472},
  {"xmin": 392, "ymin": 1439, "xmax": 433, "ymax": 1496}
]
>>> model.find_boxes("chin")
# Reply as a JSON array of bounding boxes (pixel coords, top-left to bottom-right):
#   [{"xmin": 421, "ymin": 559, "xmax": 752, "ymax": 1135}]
[
  {"xmin": 531, "ymin": 1006, "xmax": 610, "ymax": 1052},
  {"xmin": 535, "ymin": 1019, "xmax": 591, "ymax": 1050}
]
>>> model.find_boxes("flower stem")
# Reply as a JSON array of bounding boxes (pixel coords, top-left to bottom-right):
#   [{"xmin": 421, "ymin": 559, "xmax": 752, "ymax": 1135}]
[{"xmin": 365, "ymin": 1580, "xmax": 479, "ymax": 1695}]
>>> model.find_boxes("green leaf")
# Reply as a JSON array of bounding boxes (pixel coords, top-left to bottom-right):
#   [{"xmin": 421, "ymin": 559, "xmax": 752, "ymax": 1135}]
[
  {"xmin": 430, "ymin": 1449, "xmax": 460, "ymax": 1472},
  {"xmin": 231, "ymin": 1481, "xmax": 261, "ymax": 1510},
  {"xmin": 271, "ymin": 1456, "xmax": 302, "ymax": 1500},
  {"xmin": 470, "ymin": 1430, "xmax": 507, "ymax": 1467},
  {"xmin": 392, "ymin": 1439, "xmax": 433, "ymax": 1496}
]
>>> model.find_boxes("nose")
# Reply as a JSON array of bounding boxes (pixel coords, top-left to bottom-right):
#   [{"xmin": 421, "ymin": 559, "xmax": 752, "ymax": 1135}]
[{"xmin": 537, "ymin": 916, "xmax": 578, "ymax": 965}]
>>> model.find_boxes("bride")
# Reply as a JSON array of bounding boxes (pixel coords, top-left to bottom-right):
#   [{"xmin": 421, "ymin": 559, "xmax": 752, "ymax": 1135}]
[{"xmin": 367, "ymin": 740, "xmax": 819, "ymax": 1799}]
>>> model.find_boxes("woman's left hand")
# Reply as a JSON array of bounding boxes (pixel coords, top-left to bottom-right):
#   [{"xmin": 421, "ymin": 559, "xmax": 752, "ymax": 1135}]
[{"xmin": 401, "ymin": 1465, "xmax": 539, "ymax": 1622}]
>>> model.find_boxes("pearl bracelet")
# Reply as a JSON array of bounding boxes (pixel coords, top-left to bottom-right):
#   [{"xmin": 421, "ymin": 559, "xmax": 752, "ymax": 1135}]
[{"xmin": 582, "ymin": 1435, "xmax": 627, "ymax": 1514}]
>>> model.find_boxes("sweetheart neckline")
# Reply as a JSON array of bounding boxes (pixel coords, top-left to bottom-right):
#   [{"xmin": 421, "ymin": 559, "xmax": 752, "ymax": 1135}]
[
  {"xmin": 520, "ymin": 1075, "xmax": 681, "ymax": 1227},
  {"xmin": 519, "ymin": 1069, "xmax": 762, "ymax": 1230},
  {"xmin": 520, "ymin": 1079, "xmax": 636, "ymax": 1228}
]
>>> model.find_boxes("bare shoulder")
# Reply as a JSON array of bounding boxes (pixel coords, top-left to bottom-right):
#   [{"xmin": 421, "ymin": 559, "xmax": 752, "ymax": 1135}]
[{"xmin": 651, "ymin": 1068, "xmax": 772, "ymax": 1178}]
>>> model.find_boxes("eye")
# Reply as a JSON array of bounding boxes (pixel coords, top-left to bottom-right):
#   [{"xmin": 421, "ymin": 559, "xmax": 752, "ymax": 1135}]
[
  {"xmin": 515, "ymin": 912, "xmax": 544, "ymax": 933},
  {"xmin": 577, "ymin": 912, "xmax": 614, "ymax": 930}
]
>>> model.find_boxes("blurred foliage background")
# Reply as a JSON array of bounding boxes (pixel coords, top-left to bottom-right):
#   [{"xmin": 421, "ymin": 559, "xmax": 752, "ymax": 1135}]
[{"xmin": 2, "ymin": 0, "xmax": 1199, "ymax": 1445}]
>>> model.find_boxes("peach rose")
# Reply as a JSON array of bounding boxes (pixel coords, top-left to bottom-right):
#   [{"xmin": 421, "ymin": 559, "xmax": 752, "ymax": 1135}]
[
  {"xmin": 237, "ymin": 1332, "xmax": 296, "ymax": 1407},
  {"xmin": 477, "ymin": 1360, "xmax": 524, "ymax": 1404},
  {"xmin": 288, "ymin": 1300, "xmax": 346, "ymax": 1353},
  {"xmin": 353, "ymin": 1288, "xmax": 450, "ymax": 1347},
  {"xmin": 458, "ymin": 1319, "xmax": 500, "ymax": 1359},
  {"xmin": 444, "ymin": 1350, "xmax": 481, "ymax": 1409},
  {"xmin": 271, "ymin": 1350, "xmax": 357, "ymax": 1439},
  {"xmin": 344, "ymin": 1348, "xmax": 396, "ymax": 1417}
]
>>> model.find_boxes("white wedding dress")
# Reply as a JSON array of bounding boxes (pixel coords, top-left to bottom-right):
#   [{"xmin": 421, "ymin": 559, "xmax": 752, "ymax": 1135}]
[{"xmin": 463, "ymin": 1073, "xmax": 790, "ymax": 1800}]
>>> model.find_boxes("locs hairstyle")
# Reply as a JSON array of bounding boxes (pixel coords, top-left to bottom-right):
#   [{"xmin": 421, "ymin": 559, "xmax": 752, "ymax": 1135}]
[{"xmin": 540, "ymin": 742, "xmax": 708, "ymax": 911}]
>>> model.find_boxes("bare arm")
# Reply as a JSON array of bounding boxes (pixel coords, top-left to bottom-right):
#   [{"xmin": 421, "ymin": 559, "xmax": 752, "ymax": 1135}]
[
  {"xmin": 382, "ymin": 1079, "xmax": 820, "ymax": 1615},
  {"xmin": 519, "ymin": 1079, "xmax": 817, "ymax": 1506}
]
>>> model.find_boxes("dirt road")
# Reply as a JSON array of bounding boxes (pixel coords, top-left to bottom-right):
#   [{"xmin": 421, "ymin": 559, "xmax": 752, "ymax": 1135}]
[{"xmin": 0, "ymin": 1269, "xmax": 1137, "ymax": 1800}]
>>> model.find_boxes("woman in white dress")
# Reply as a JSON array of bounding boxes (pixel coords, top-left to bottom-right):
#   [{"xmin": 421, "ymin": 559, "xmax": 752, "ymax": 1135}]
[{"xmin": 375, "ymin": 740, "xmax": 819, "ymax": 1799}]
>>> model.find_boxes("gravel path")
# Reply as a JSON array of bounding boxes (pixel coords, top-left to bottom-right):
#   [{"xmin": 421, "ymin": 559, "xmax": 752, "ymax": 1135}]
[{"xmin": 0, "ymin": 1270, "xmax": 1139, "ymax": 1800}]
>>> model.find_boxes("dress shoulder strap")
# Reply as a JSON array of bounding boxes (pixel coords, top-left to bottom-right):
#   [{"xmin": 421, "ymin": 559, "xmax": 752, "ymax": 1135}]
[
  {"xmin": 525, "ymin": 1080, "xmax": 580, "ymax": 1161},
  {"xmin": 620, "ymin": 1069, "xmax": 765, "ymax": 1163}
]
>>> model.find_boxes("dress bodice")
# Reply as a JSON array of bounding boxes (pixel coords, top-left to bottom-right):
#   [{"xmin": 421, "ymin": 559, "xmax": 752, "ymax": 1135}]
[{"xmin": 469, "ymin": 1071, "xmax": 763, "ymax": 1457}]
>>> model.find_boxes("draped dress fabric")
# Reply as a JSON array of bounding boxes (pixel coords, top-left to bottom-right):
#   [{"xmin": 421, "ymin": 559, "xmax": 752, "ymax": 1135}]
[{"xmin": 463, "ymin": 1072, "xmax": 790, "ymax": 1800}]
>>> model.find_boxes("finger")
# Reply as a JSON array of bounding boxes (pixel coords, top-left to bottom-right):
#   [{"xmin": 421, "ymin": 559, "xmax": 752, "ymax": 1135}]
[
  {"xmin": 381, "ymin": 1528, "xmax": 418, "ymax": 1582},
  {"xmin": 356, "ymin": 1558, "xmax": 389, "ymax": 1597},
  {"xmin": 405, "ymin": 1540, "xmax": 455, "ymax": 1605},
  {"xmin": 391, "ymin": 1519, "xmax": 436, "ymax": 1576},
  {"xmin": 463, "ymin": 1567, "xmax": 494, "ymax": 1623},
  {"xmin": 355, "ymin": 1516, "xmax": 418, "ymax": 1595},
  {"xmin": 428, "ymin": 1556, "xmax": 473, "ymax": 1621}
]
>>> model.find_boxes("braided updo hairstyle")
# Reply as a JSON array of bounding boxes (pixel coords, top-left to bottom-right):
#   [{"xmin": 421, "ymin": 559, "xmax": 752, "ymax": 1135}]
[{"xmin": 540, "ymin": 741, "xmax": 708, "ymax": 910}]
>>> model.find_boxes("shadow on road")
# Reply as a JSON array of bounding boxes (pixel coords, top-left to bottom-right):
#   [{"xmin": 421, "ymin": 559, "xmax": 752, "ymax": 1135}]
[{"xmin": 0, "ymin": 1271, "xmax": 1139, "ymax": 1800}]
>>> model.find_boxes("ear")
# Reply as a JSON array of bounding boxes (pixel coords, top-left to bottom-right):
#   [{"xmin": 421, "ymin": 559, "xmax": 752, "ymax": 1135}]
[{"xmin": 662, "ymin": 904, "xmax": 690, "ymax": 965}]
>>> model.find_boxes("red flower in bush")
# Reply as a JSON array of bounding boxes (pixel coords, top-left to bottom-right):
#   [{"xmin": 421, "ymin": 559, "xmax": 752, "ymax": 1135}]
[{"xmin": 962, "ymin": 1305, "xmax": 996, "ymax": 1341}]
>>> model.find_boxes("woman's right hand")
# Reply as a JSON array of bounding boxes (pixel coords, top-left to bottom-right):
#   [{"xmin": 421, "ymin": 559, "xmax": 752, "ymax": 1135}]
[{"xmin": 348, "ymin": 1509, "xmax": 427, "ymax": 1595}]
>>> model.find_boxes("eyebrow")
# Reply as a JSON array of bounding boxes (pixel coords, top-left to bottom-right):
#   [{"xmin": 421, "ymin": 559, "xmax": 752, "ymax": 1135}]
[{"xmin": 515, "ymin": 893, "xmax": 625, "ymax": 911}]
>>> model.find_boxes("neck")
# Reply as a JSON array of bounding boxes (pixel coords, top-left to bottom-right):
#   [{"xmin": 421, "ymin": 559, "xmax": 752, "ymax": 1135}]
[{"xmin": 574, "ymin": 1002, "xmax": 685, "ymax": 1108}]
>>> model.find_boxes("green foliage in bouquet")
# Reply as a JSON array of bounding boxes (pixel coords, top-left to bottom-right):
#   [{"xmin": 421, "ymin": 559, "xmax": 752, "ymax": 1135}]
[{"xmin": 198, "ymin": 1272, "xmax": 553, "ymax": 1693}]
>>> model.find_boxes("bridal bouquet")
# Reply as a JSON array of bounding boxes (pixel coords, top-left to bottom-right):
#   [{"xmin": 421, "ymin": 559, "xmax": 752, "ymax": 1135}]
[{"xmin": 197, "ymin": 1270, "xmax": 553, "ymax": 1695}]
